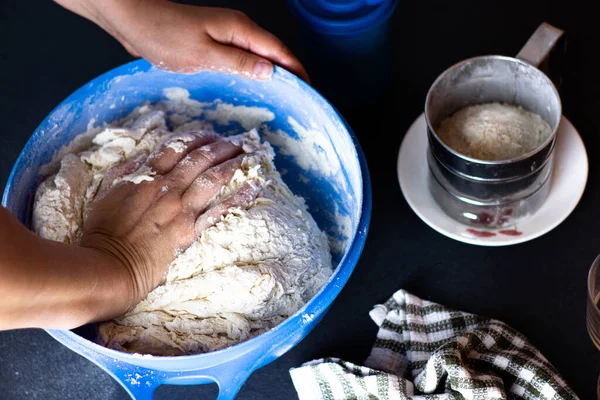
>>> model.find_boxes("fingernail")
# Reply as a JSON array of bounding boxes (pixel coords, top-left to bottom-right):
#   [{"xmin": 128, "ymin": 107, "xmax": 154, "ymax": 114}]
[{"xmin": 253, "ymin": 61, "xmax": 273, "ymax": 80}]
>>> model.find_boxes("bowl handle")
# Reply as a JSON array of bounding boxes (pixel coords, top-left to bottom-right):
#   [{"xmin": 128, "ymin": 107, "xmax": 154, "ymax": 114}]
[
  {"xmin": 191, "ymin": 360, "xmax": 256, "ymax": 400},
  {"xmin": 102, "ymin": 350, "xmax": 259, "ymax": 399},
  {"xmin": 163, "ymin": 351, "xmax": 259, "ymax": 400},
  {"xmin": 109, "ymin": 362, "xmax": 173, "ymax": 400}
]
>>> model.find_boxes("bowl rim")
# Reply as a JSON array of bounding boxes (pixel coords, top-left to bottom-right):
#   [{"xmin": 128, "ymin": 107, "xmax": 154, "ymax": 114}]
[{"xmin": 2, "ymin": 59, "xmax": 373, "ymax": 365}]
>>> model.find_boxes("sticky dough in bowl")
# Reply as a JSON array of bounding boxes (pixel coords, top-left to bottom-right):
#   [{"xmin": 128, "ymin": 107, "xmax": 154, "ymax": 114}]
[{"xmin": 2, "ymin": 60, "xmax": 371, "ymax": 399}]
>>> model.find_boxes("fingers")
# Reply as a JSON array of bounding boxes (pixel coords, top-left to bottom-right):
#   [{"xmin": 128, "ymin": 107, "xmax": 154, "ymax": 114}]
[
  {"xmin": 195, "ymin": 180, "xmax": 262, "ymax": 235},
  {"xmin": 165, "ymin": 139, "xmax": 243, "ymax": 191},
  {"xmin": 206, "ymin": 42, "xmax": 273, "ymax": 80},
  {"xmin": 207, "ymin": 11, "xmax": 310, "ymax": 83},
  {"xmin": 181, "ymin": 153, "xmax": 246, "ymax": 212},
  {"xmin": 96, "ymin": 152, "xmax": 147, "ymax": 200},
  {"xmin": 147, "ymin": 131, "xmax": 219, "ymax": 175}
]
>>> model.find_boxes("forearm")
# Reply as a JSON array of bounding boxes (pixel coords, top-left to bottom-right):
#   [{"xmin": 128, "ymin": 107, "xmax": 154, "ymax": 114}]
[{"xmin": 0, "ymin": 207, "xmax": 132, "ymax": 330}]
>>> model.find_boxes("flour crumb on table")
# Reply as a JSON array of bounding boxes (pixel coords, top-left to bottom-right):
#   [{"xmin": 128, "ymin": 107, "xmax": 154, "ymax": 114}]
[
  {"xmin": 32, "ymin": 104, "xmax": 332, "ymax": 356},
  {"xmin": 436, "ymin": 102, "xmax": 552, "ymax": 161}
]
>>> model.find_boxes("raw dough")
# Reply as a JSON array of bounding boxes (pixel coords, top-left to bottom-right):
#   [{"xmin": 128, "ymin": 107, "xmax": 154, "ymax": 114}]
[{"xmin": 33, "ymin": 105, "xmax": 332, "ymax": 356}]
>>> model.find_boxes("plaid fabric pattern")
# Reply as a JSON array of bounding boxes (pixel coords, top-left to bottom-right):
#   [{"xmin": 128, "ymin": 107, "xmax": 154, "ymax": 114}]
[{"xmin": 290, "ymin": 290, "xmax": 578, "ymax": 400}]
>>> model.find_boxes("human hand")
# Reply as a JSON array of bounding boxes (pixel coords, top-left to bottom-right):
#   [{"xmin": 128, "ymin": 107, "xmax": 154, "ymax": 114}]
[
  {"xmin": 55, "ymin": 0, "xmax": 309, "ymax": 82},
  {"xmin": 82, "ymin": 132, "xmax": 261, "ymax": 309}
]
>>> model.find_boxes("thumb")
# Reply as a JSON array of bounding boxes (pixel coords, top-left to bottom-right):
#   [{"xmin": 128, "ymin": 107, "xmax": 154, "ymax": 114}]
[{"xmin": 209, "ymin": 42, "xmax": 274, "ymax": 81}]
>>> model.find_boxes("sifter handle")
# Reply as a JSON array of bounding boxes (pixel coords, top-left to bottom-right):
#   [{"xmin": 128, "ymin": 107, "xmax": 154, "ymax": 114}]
[{"xmin": 516, "ymin": 22, "xmax": 564, "ymax": 67}]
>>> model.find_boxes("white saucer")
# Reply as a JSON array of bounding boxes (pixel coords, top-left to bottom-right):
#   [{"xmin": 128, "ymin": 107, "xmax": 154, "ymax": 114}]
[{"xmin": 397, "ymin": 114, "xmax": 589, "ymax": 246}]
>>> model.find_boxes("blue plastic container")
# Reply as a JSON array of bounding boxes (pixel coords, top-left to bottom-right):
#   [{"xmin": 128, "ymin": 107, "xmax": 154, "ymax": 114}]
[
  {"xmin": 2, "ymin": 60, "xmax": 371, "ymax": 399},
  {"xmin": 289, "ymin": 0, "xmax": 399, "ymax": 105}
]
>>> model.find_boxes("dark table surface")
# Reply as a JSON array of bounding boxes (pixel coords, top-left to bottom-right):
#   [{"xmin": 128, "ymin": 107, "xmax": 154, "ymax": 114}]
[{"xmin": 2, "ymin": 0, "xmax": 600, "ymax": 399}]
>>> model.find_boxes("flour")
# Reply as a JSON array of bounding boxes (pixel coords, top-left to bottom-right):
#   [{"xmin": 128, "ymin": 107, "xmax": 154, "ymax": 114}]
[
  {"xmin": 162, "ymin": 88, "xmax": 275, "ymax": 131},
  {"xmin": 437, "ymin": 103, "xmax": 552, "ymax": 161},
  {"xmin": 116, "ymin": 165, "xmax": 157, "ymax": 184},
  {"xmin": 32, "ymin": 105, "xmax": 332, "ymax": 356},
  {"xmin": 263, "ymin": 117, "xmax": 341, "ymax": 176},
  {"xmin": 162, "ymin": 87, "xmax": 207, "ymax": 117},
  {"xmin": 203, "ymin": 101, "xmax": 275, "ymax": 131}
]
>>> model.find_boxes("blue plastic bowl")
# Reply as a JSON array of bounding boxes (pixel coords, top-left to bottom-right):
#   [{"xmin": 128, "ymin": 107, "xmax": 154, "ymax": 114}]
[{"xmin": 1, "ymin": 60, "xmax": 371, "ymax": 399}]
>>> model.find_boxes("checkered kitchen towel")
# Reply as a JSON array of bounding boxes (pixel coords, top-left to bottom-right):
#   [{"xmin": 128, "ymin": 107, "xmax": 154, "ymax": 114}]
[{"xmin": 290, "ymin": 290, "xmax": 578, "ymax": 400}]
